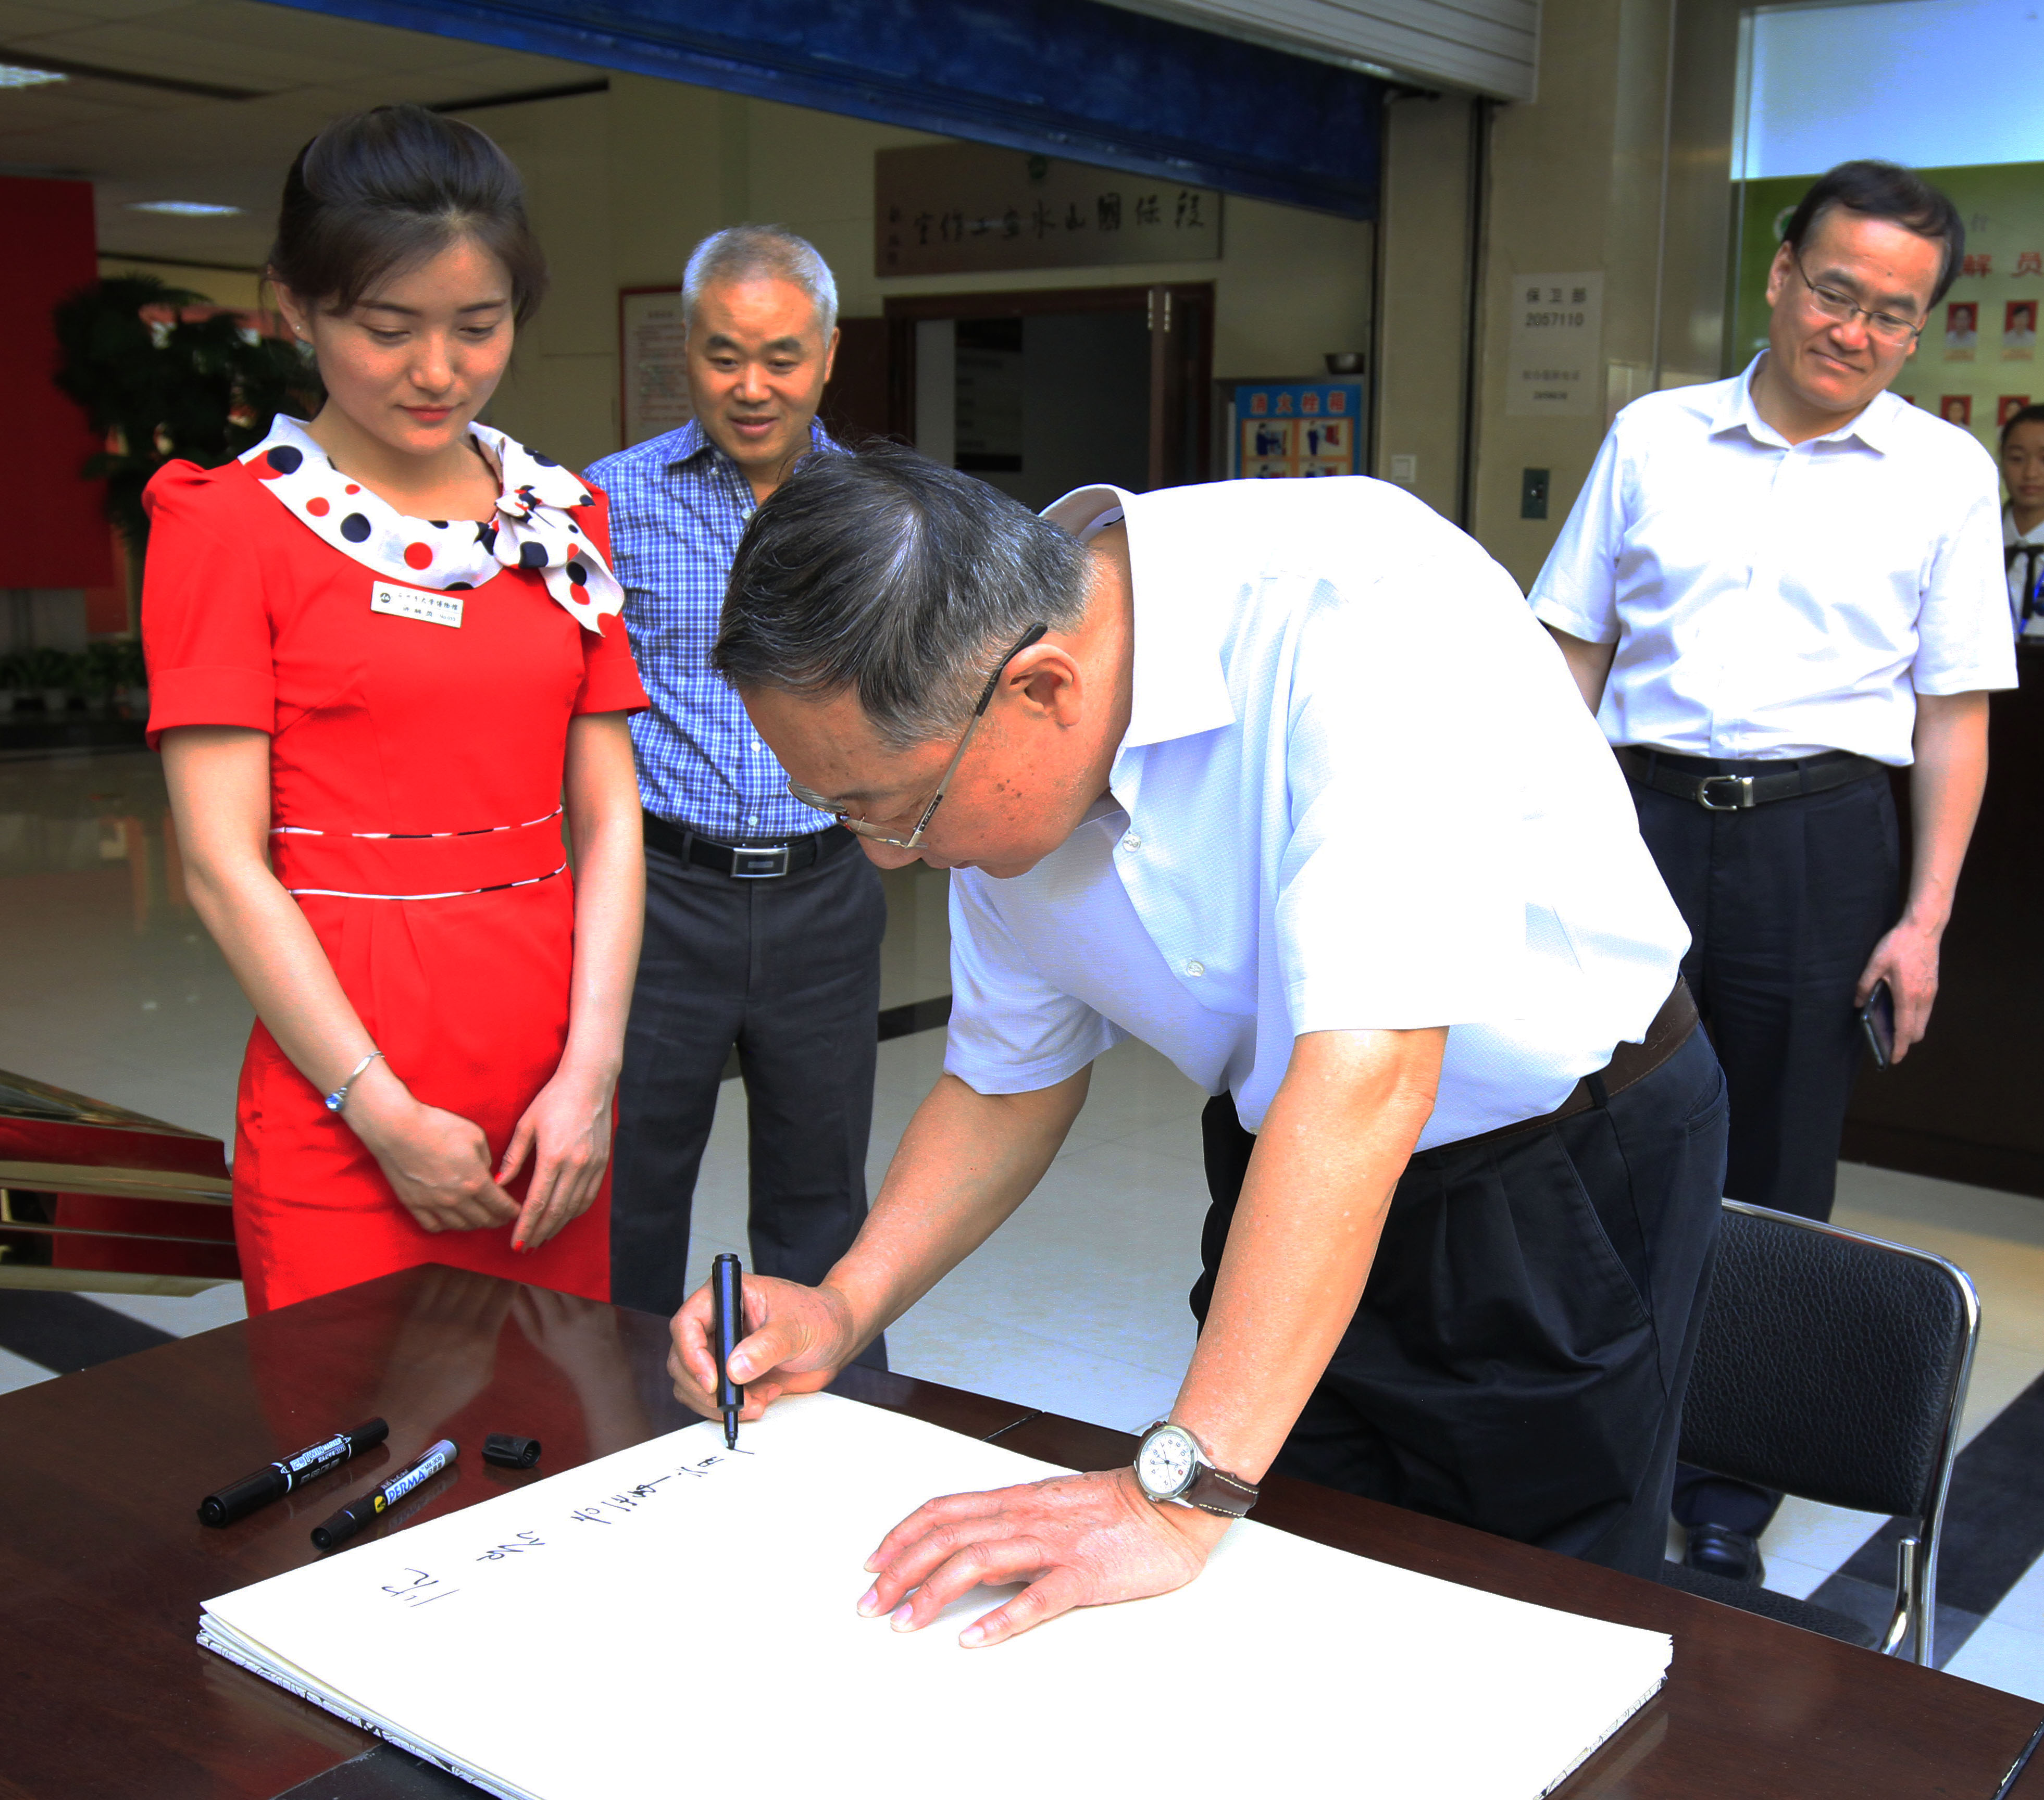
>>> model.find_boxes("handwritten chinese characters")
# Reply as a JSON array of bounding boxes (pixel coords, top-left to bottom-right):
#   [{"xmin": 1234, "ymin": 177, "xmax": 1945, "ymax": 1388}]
[
  {"xmin": 876, "ymin": 144, "xmax": 1222, "ymax": 278},
  {"xmin": 358, "ymin": 1443, "xmax": 752, "ymax": 1617}
]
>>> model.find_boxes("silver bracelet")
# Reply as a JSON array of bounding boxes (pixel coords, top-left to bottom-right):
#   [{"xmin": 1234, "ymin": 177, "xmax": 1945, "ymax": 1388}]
[{"xmin": 323, "ymin": 1050, "xmax": 385, "ymax": 1115}]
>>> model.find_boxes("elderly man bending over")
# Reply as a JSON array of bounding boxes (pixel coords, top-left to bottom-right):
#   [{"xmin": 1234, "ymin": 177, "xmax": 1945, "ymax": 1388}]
[{"xmin": 667, "ymin": 445, "xmax": 1726, "ymax": 1645}]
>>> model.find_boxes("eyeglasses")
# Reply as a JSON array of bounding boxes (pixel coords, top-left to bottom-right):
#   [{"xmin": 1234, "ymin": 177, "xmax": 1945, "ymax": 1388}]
[
  {"xmin": 786, "ymin": 621, "xmax": 1050, "ymax": 851},
  {"xmin": 1794, "ymin": 256, "xmax": 1925, "ymax": 346}
]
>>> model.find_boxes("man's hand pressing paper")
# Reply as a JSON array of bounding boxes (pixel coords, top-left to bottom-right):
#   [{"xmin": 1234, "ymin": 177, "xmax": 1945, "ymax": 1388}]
[{"xmin": 855, "ymin": 1470, "xmax": 1231, "ymax": 1647}]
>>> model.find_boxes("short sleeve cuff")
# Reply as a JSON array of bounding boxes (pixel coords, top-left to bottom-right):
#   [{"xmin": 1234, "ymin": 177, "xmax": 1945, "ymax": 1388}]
[
  {"xmin": 1912, "ymin": 659, "xmax": 2019, "ymax": 696},
  {"xmin": 942, "ymin": 1013, "xmax": 1123, "ymax": 1097},
  {"xmin": 145, "ymin": 665, "xmax": 276, "ymax": 748},
  {"xmin": 572, "ymin": 663, "xmax": 651, "ymax": 717},
  {"xmin": 1289, "ymin": 970, "xmax": 1506, "ymax": 1036},
  {"xmin": 1529, "ymin": 592, "xmax": 1619, "ymax": 646}
]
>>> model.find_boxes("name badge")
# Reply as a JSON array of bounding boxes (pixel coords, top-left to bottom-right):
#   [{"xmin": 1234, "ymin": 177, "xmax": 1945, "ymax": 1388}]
[{"xmin": 370, "ymin": 581, "xmax": 463, "ymax": 629}]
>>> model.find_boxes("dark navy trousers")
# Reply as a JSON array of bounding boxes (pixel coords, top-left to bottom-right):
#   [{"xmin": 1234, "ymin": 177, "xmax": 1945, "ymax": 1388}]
[
  {"xmin": 1630, "ymin": 766, "xmax": 1902, "ymax": 1536},
  {"xmin": 1195, "ymin": 1027, "xmax": 1728, "ymax": 1579}
]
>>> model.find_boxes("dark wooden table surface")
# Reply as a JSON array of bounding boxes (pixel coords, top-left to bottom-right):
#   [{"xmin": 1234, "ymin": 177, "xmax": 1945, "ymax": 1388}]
[{"xmin": 2, "ymin": 1263, "xmax": 2038, "ymax": 1799}]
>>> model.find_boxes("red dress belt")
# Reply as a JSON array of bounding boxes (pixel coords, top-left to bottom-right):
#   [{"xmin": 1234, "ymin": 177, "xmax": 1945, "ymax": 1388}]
[{"xmin": 269, "ymin": 809, "xmax": 566, "ymax": 898}]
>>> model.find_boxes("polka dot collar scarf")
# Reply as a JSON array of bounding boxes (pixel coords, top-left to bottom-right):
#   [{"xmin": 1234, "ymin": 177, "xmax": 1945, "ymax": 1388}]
[{"xmin": 240, "ymin": 414, "xmax": 624, "ymax": 632}]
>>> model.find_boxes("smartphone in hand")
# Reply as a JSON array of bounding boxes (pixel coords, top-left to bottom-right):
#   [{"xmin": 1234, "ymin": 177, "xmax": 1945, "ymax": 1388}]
[{"xmin": 1861, "ymin": 980, "xmax": 1896, "ymax": 1070}]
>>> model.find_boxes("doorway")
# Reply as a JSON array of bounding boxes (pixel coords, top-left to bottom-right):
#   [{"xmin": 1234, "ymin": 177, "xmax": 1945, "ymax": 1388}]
[{"xmin": 884, "ymin": 284, "xmax": 1214, "ymax": 505}]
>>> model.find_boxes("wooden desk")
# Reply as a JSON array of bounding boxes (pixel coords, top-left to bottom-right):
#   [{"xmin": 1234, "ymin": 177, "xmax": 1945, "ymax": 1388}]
[{"xmin": 2, "ymin": 1264, "xmax": 2036, "ymax": 1799}]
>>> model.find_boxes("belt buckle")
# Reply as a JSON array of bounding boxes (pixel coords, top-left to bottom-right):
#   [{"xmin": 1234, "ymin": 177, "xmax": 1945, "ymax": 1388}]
[
  {"xmin": 1697, "ymin": 774, "xmax": 1753, "ymax": 812},
  {"xmin": 731, "ymin": 843, "xmax": 792, "ymax": 879}
]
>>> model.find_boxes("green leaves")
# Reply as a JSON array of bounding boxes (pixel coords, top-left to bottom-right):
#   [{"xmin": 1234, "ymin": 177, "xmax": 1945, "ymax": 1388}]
[{"xmin": 52, "ymin": 273, "xmax": 322, "ymax": 557}]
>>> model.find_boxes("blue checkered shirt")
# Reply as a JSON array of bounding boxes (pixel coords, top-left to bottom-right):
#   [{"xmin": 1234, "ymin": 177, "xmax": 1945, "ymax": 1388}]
[{"xmin": 587, "ymin": 418, "xmax": 841, "ymax": 839}]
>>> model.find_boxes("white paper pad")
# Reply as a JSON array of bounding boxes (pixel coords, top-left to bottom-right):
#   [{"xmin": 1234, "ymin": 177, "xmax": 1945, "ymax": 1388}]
[{"xmin": 201, "ymin": 1393, "xmax": 1668, "ymax": 1798}]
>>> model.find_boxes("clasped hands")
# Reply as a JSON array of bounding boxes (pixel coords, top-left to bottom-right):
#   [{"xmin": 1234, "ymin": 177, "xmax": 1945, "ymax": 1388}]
[
  {"xmin": 667, "ymin": 1272, "xmax": 1229, "ymax": 1647},
  {"xmin": 347, "ymin": 1057, "xmax": 614, "ymax": 1249}
]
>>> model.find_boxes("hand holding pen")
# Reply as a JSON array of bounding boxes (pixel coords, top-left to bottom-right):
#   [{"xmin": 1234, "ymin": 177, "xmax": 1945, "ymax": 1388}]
[{"xmin": 665, "ymin": 1266, "xmax": 856, "ymax": 1427}]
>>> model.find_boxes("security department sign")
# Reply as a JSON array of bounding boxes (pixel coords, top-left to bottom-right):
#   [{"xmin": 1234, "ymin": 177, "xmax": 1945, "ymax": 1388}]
[
  {"xmin": 1507, "ymin": 272, "xmax": 1604, "ymax": 418},
  {"xmin": 876, "ymin": 143, "xmax": 1222, "ymax": 277}
]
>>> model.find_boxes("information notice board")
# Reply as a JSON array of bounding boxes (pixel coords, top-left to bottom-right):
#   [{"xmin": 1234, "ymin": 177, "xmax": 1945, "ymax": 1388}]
[
  {"xmin": 1225, "ymin": 380, "xmax": 1364, "ymax": 478},
  {"xmin": 618, "ymin": 288, "xmax": 690, "ymax": 450}
]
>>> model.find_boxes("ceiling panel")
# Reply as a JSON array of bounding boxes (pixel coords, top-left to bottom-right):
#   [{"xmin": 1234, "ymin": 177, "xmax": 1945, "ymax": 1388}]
[
  {"xmin": 3, "ymin": 0, "xmax": 617, "ymax": 264},
  {"xmin": 0, "ymin": 0, "xmax": 89, "ymax": 35},
  {"xmin": 151, "ymin": 0, "xmax": 521, "ymax": 69},
  {"xmin": 0, "ymin": 91, "xmax": 137, "ymax": 142},
  {"xmin": 0, "ymin": 77, "xmax": 184, "ymax": 118},
  {"xmin": 15, "ymin": 0, "xmax": 198, "ymax": 23},
  {"xmin": 32, "ymin": 19, "xmax": 390, "ymax": 83}
]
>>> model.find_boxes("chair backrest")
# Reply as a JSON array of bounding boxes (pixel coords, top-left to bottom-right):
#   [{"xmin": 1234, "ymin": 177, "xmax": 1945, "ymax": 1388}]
[{"xmin": 1679, "ymin": 1199, "xmax": 1978, "ymax": 1523}]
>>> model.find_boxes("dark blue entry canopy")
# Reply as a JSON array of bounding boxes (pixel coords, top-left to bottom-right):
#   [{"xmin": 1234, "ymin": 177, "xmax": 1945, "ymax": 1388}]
[{"xmin": 260, "ymin": 0, "xmax": 1384, "ymax": 218}]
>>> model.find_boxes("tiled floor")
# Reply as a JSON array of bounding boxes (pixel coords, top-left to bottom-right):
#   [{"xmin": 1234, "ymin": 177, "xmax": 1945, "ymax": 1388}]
[{"xmin": 5, "ymin": 747, "xmax": 2044, "ymax": 1704}]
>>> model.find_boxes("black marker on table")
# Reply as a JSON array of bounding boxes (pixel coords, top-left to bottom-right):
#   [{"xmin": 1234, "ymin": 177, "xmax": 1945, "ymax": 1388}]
[
  {"xmin": 712, "ymin": 1252, "xmax": 744, "ymax": 1449},
  {"xmin": 311, "ymin": 1438, "xmax": 458, "ymax": 1552},
  {"xmin": 1992, "ymin": 1713, "xmax": 2044, "ymax": 1800},
  {"xmin": 197, "ymin": 1418, "xmax": 389, "ymax": 1527}
]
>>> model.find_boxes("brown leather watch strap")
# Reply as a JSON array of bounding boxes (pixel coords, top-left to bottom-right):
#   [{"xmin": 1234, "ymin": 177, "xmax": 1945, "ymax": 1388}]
[{"xmin": 1183, "ymin": 1463, "xmax": 1259, "ymax": 1518}]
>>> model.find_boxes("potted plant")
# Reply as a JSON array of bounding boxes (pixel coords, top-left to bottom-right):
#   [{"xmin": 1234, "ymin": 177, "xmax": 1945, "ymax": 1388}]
[
  {"xmin": 52, "ymin": 276, "xmax": 321, "ymax": 611},
  {"xmin": 7, "ymin": 647, "xmax": 83, "ymax": 715}
]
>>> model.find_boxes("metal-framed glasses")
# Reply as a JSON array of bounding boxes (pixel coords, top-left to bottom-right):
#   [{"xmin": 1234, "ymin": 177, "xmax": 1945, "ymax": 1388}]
[
  {"xmin": 1794, "ymin": 256, "xmax": 1925, "ymax": 346},
  {"xmin": 786, "ymin": 622, "xmax": 1050, "ymax": 850}
]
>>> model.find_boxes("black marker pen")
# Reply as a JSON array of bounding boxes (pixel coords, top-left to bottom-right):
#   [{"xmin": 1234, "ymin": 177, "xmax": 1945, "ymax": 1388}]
[
  {"xmin": 312, "ymin": 1438, "xmax": 457, "ymax": 1552},
  {"xmin": 712, "ymin": 1253, "xmax": 743, "ymax": 1449},
  {"xmin": 198, "ymin": 1418, "xmax": 389, "ymax": 1527}
]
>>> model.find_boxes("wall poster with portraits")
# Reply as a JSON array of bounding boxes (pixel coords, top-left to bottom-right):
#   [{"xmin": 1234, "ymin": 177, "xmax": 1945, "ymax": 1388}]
[{"xmin": 1731, "ymin": 162, "xmax": 2044, "ymax": 455}]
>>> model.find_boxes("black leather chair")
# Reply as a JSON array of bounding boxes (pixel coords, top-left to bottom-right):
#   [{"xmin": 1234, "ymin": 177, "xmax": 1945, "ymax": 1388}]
[{"xmin": 1662, "ymin": 1197, "xmax": 1980, "ymax": 1665}]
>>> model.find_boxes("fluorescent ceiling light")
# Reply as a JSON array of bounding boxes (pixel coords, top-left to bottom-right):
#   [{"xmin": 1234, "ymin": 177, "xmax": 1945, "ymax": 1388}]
[
  {"xmin": 127, "ymin": 200, "xmax": 242, "ymax": 217},
  {"xmin": 0, "ymin": 64, "xmax": 68, "ymax": 88}
]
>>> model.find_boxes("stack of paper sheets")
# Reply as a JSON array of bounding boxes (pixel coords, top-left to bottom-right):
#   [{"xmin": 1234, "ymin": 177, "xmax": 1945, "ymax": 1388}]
[{"xmin": 201, "ymin": 1393, "xmax": 1669, "ymax": 1798}]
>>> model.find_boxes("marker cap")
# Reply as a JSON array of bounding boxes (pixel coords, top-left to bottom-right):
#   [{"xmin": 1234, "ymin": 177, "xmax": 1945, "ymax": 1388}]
[
  {"xmin": 199, "ymin": 1469, "xmax": 284, "ymax": 1528},
  {"xmin": 310, "ymin": 1502, "xmax": 369, "ymax": 1552},
  {"xmin": 483, "ymin": 1433, "xmax": 542, "ymax": 1469}
]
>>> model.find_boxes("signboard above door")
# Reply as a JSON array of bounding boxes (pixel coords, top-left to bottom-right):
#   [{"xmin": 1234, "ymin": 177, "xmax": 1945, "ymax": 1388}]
[{"xmin": 876, "ymin": 144, "xmax": 1223, "ymax": 278}]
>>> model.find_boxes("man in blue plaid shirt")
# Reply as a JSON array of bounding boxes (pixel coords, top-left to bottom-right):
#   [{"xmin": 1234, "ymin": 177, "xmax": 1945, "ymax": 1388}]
[{"xmin": 588, "ymin": 227, "xmax": 884, "ymax": 1359}]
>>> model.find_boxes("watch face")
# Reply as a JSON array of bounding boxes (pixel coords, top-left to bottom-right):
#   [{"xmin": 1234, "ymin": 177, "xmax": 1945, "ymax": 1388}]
[{"xmin": 1138, "ymin": 1426, "xmax": 1197, "ymax": 1500}]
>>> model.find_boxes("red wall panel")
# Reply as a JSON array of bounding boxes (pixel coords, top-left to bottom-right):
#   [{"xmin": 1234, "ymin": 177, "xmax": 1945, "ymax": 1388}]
[{"xmin": 0, "ymin": 175, "xmax": 113, "ymax": 589}]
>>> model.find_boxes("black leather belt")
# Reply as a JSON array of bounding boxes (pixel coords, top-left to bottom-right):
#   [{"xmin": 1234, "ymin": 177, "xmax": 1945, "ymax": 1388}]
[
  {"xmin": 642, "ymin": 811, "xmax": 854, "ymax": 880},
  {"xmin": 1454, "ymin": 978, "xmax": 1699, "ymax": 1151},
  {"xmin": 1617, "ymin": 746, "xmax": 1889, "ymax": 812}
]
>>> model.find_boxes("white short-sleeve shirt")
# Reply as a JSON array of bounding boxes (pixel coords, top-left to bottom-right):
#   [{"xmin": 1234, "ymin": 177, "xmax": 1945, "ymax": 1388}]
[
  {"xmin": 941, "ymin": 477, "xmax": 1690, "ymax": 1148},
  {"xmin": 1528, "ymin": 357, "xmax": 2016, "ymax": 765}
]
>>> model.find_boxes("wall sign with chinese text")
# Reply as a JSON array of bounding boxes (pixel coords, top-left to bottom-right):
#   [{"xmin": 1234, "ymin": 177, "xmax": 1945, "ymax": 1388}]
[
  {"xmin": 618, "ymin": 289, "xmax": 691, "ymax": 449},
  {"xmin": 1226, "ymin": 382, "xmax": 1363, "ymax": 478},
  {"xmin": 1506, "ymin": 273, "xmax": 1605, "ymax": 418},
  {"xmin": 876, "ymin": 144, "xmax": 1222, "ymax": 277}
]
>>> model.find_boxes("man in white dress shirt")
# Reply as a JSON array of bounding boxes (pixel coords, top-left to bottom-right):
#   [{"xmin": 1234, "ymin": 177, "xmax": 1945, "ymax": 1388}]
[
  {"xmin": 1531, "ymin": 160, "xmax": 2016, "ymax": 1582},
  {"xmin": 654, "ymin": 446, "xmax": 1727, "ymax": 1644}
]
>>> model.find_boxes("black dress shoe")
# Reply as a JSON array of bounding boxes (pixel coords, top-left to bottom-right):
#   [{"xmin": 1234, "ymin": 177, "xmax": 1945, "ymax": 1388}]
[{"xmin": 1685, "ymin": 1521, "xmax": 1765, "ymax": 1585}]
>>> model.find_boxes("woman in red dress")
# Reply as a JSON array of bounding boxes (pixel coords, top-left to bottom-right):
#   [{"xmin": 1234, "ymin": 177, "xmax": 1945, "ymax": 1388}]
[{"xmin": 146, "ymin": 105, "xmax": 647, "ymax": 1312}]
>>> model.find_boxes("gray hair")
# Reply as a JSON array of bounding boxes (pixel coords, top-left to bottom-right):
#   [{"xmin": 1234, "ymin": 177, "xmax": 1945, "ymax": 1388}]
[
  {"xmin": 682, "ymin": 223, "xmax": 838, "ymax": 340},
  {"xmin": 714, "ymin": 443, "xmax": 1092, "ymax": 749}
]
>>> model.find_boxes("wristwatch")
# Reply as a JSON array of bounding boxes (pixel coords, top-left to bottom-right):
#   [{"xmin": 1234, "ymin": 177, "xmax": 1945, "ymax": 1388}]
[{"xmin": 1132, "ymin": 1421, "xmax": 1259, "ymax": 1518}]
